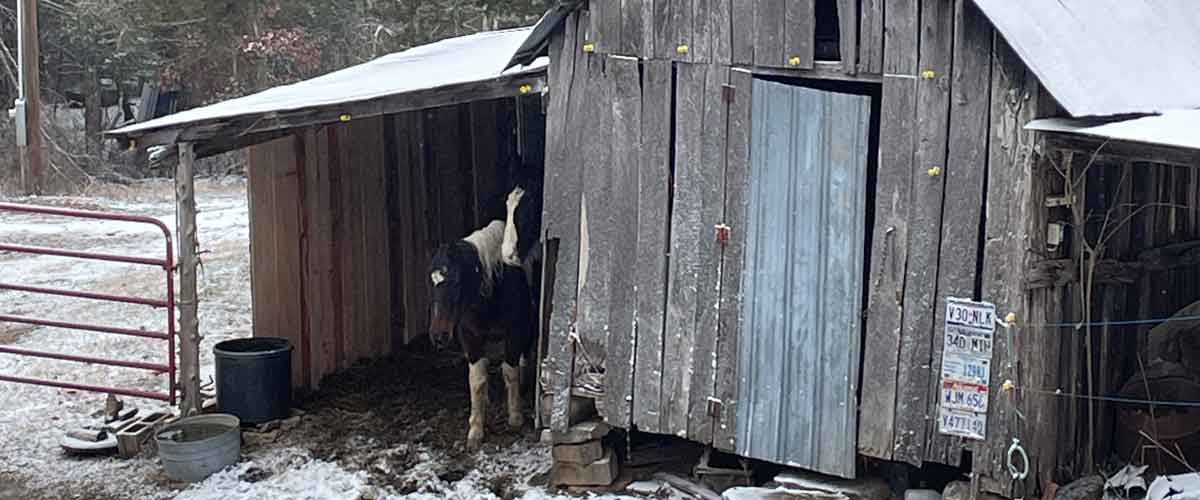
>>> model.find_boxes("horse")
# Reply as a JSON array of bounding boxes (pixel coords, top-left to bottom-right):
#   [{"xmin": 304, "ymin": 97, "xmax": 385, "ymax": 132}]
[{"xmin": 429, "ymin": 219, "xmax": 536, "ymax": 450}]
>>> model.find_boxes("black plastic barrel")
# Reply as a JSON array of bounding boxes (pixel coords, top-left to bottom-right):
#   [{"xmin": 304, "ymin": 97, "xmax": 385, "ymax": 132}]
[{"xmin": 213, "ymin": 337, "xmax": 292, "ymax": 425}]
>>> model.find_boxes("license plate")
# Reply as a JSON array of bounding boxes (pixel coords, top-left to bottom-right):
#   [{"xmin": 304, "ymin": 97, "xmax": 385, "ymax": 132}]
[
  {"xmin": 946, "ymin": 299, "xmax": 996, "ymax": 330},
  {"xmin": 941, "ymin": 355, "xmax": 990, "ymax": 385},
  {"xmin": 943, "ymin": 324, "xmax": 993, "ymax": 357},
  {"xmin": 941, "ymin": 380, "xmax": 989, "ymax": 412},
  {"xmin": 938, "ymin": 407, "xmax": 986, "ymax": 440}
]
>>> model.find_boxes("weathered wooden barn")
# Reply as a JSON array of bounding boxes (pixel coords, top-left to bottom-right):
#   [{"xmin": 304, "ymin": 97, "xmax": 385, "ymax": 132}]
[
  {"xmin": 103, "ymin": 1, "xmax": 1200, "ymax": 496},
  {"xmin": 514, "ymin": 0, "xmax": 1200, "ymax": 494},
  {"xmin": 107, "ymin": 27, "xmax": 549, "ymax": 396}
]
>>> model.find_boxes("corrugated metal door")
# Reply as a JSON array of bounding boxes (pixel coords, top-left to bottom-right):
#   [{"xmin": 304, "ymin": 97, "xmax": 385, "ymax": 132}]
[{"xmin": 735, "ymin": 79, "xmax": 871, "ymax": 478}]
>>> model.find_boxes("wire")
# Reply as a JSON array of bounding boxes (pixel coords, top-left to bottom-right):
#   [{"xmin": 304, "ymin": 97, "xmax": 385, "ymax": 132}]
[
  {"xmin": 1025, "ymin": 313, "xmax": 1200, "ymax": 330},
  {"xmin": 1014, "ymin": 386, "xmax": 1200, "ymax": 408}
]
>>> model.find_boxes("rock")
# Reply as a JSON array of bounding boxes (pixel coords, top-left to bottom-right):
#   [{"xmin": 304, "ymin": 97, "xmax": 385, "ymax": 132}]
[
  {"xmin": 943, "ymin": 481, "xmax": 970, "ymax": 500},
  {"xmin": 724, "ymin": 487, "xmax": 850, "ymax": 500},
  {"xmin": 242, "ymin": 430, "xmax": 280, "ymax": 447},
  {"xmin": 654, "ymin": 473, "xmax": 722, "ymax": 500},
  {"xmin": 905, "ymin": 489, "xmax": 941, "ymax": 500},
  {"xmin": 551, "ymin": 448, "xmax": 618, "ymax": 487},
  {"xmin": 627, "ymin": 480, "xmax": 667, "ymax": 496},
  {"xmin": 553, "ymin": 440, "xmax": 604, "ymax": 464},
  {"xmin": 551, "ymin": 420, "xmax": 611, "ymax": 445},
  {"xmin": 1055, "ymin": 476, "xmax": 1104, "ymax": 500},
  {"xmin": 773, "ymin": 470, "xmax": 892, "ymax": 500}
]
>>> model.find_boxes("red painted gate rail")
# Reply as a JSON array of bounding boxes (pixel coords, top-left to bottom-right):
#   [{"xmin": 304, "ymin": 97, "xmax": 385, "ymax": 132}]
[{"xmin": 0, "ymin": 202, "xmax": 176, "ymax": 404}]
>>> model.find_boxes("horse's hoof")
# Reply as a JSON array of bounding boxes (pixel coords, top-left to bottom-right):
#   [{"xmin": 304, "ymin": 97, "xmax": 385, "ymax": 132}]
[
  {"xmin": 467, "ymin": 429, "xmax": 484, "ymax": 451},
  {"xmin": 508, "ymin": 414, "xmax": 523, "ymax": 430}
]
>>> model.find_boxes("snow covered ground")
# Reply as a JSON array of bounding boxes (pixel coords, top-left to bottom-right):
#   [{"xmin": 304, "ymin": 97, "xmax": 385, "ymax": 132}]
[{"xmin": 0, "ymin": 179, "xmax": 640, "ymax": 500}]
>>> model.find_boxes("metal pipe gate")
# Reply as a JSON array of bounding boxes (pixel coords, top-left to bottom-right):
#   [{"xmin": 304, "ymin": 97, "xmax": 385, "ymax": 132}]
[{"xmin": 0, "ymin": 202, "xmax": 176, "ymax": 404}]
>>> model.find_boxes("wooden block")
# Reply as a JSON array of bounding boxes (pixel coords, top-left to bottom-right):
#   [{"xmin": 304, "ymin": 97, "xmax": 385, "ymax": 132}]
[
  {"xmin": 551, "ymin": 448, "xmax": 618, "ymax": 487},
  {"xmin": 552, "ymin": 420, "xmax": 611, "ymax": 445},
  {"xmin": 552, "ymin": 440, "xmax": 604, "ymax": 464}
]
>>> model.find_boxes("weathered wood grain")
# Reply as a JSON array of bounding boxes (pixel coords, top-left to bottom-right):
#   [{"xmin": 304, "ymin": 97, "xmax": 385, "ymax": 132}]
[
  {"xmin": 857, "ymin": 0, "xmax": 918, "ymax": 461},
  {"xmin": 247, "ymin": 139, "xmax": 278, "ymax": 349},
  {"xmin": 691, "ymin": 0, "xmax": 711, "ymax": 63},
  {"xmin": 544, "ymin": 13, "xmax": 588, "ymax": 431},
  {"xmin": 923, "ymin": 0, "xmax": 993, "ymax": 466},
  {"xmin": 621, "ymin": 0, "xmax": 645, "ymax": 55},
  {"xmin": 687, "ymin": 64, "xmax": 730, "ymax": 445},
  {"xmin": 836, "ymin": 0, "xmax": 859, "ymax": 74},
  {"xmin": 753, "ymin": 0, "xmax": 785, "ymax": 67},
  {"xmin": 336, "ymin": 120, "xmax": 367, "ymax": 367},
  {"xmin": 664, "ymin": 62, "xmax": 707, "ymax": 437},
  {"xmin": 358, "ymin": 116, "xmax": 392, "ymax": 358},
  {"xmin": 731, "ymin": 0, "xmax": 755, "ymax": 64},
  {"xmin": 653, "ymin": 0, "xmax": 673, "ymax": 60},
  {"xmin": 671, "ymin": 0, "xmax": 695, "ymax": 62},
  {"xmin": 784, "ymin": 0, "xmax": 816, "ymax": 70},
  {"xmin": 596, "ymin": 0, "xmax": 622, "ymax": 54},
  {"xmin": 327, "ymin": 124, "xmax": 346, "ymax": 371},
  {"xmin": 712, "ymin": 67, "xmax": 752, "ymax": 452},
  {"xmin": 858, "ymin": 0, "xmax": 884, "ymax": 73},
  {"xmin": 892, "ymin": 0, "xmax": 954, "ymax": 466},
  {"xmin": 975, "ymin": 35, "xmax": 1053, "ymax": 494},
  {"xmin": 709, "ymin": 0, "xmax": 732, "ymax": 64},
  {"xmin": 632, "ymin": 59, "xmax": 673, "ymax": 435},
  {"xmin": 575, "ymin": 52, "xmax": 615, "ymax": 397},
  {"xmin": 603, "ymin": 55, "xmax": 642, "ymax": 428}
]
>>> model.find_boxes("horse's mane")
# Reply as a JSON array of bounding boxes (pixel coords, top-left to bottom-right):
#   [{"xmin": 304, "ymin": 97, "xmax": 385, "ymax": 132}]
[{"xmin": 463, "ymin": 220, "xmax": 506, "ymax": 299}]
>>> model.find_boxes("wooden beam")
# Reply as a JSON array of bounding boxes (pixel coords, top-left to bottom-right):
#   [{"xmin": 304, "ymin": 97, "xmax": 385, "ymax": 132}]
[
  {"xmin": 1027, "ymin": 240, "xmax": 1200, "ymax": 289},
  {"xmin": 114, "ymin": 71, "xmax": 547, "ymax": 149},
  {"xmin": 1041, "ymin": 134, "xmax": 1200, "ymax": 168},
  {"xmin": 175, "ymin": 143, "xmax": 202, "ymax": 415},
  {"xmin": 18, "ymin": 0, "xmax": 43, "ymax": 195},
  {"xmin": 742, "ymin": 62, "xmax": 884, "ymax": 83}
]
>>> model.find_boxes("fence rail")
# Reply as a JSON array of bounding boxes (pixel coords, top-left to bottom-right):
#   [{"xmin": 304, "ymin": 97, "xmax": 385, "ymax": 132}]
[{"xmin": 0, "ymin": 202, "xmax": 176, "ymax": 404}]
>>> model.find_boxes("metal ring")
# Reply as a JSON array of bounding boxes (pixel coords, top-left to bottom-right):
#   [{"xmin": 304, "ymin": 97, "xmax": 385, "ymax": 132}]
[{"xmin": 1007, "ymin": 438, "xmax": 1029, "ymax": 480}]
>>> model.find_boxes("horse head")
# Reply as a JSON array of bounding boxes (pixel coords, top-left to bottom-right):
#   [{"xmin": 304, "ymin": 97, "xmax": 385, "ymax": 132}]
[{"xmin": 428, "ymin": 240, "xmax": 484, "ymax": 350}]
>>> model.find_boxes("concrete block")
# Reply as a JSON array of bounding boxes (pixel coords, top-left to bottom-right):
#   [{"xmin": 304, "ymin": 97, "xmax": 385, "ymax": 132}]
[
  {"xmin": 773, "ymin": 471, "xmax": 892, "ymax": 500},
  {"xmin": 116, "ymin": 411, "xmax": 172, "ymax": 459},
  {"xmin": 551, "ymin": 448, "xmax": 618, "ymax": 487},
  {"xmin": 553, "ymin": 440, "xmax": 604, "ymax": 464},
  {"xmin": 552, "ymin": 420, "xmax": 611, "ymax": 445}
]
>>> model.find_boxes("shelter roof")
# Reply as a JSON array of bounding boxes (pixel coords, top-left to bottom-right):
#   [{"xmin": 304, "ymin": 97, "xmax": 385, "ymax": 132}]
[
  {"xmin": 108, "ymin": 27, "xmax": 547, "ymax": 146},
  {"xmin": 974, "ymin": 0, "xmax": 1200, "ymax": 117}
]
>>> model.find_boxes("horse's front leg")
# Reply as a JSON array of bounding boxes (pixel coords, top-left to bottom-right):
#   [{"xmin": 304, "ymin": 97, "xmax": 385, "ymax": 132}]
[{"xmin": 460, "ymin": 327, "xmax": 488, "ymax": 450}]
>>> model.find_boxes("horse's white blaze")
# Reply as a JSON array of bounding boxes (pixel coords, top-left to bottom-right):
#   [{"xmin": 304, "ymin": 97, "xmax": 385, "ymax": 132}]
[
  {"xmin": 430, "ymin": 269, "xmax": 446, "ymax": 286},
  {"xmin": 502, "ymin": 187, "xmax": 525, "ymax": 266},
  {"xmin": 464, "ymin": 220, "xmax": 505, "ymax": 299},
  {"xmin": 502, "ymin": 362, "xmax": 522, "ymax": 429},
  {"xmin": 468, "ymin": 358, "xmax": 489, "ymax": 446}
]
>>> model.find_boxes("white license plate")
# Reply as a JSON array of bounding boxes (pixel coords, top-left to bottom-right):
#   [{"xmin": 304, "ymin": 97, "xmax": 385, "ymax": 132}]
[
  {"xmin": 941, "ymin": 355, "xmax": 990, "ymax": 385},
  {"xmin": 938, "ymin": 407, "xmax": 986, "ymax": 440},
  {"xmin": 944, "ymin": 324, "xmax": 994, "ymax": 357},
  {"xmin": 946, "ymin": 299, "xmax": 996, "ymax": 330},
  {"xmin": 941, "ymin": 380, "xmax": 989, "ymax": 412}
]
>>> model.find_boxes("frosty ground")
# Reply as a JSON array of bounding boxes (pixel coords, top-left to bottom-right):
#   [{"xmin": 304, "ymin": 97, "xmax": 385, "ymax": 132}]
[{"xmin": 0, "ymin": 179, "xmax": 638, "ymax": 500}]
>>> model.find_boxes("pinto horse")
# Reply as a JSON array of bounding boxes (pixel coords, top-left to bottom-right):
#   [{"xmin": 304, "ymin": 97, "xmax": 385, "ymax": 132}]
[{"xmin": 429, "ymin": 219, "xmax": 536, "ymax": 450}]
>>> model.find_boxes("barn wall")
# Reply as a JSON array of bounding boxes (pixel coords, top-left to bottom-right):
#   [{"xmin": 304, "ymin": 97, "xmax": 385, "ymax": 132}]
[
  {"xmin": 247, "ymin": 97, "xmax": 542, "ymax": 391},
  {"xmin": 537, "ymin": 0, "xmax": 1155, "ymax": 492}
]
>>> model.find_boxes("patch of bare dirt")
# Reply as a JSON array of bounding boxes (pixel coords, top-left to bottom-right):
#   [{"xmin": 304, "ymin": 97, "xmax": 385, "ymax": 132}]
[{"xmin": 265, "ymin": 346, "xmax": 538, "ymax": 497}]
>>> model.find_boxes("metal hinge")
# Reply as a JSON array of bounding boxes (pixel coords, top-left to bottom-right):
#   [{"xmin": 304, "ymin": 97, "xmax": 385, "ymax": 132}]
[
  {"xmin": 707, "ymin": 397, "xmax": 723, "ymax": 417},
  {"xmin": 721, "ymin": 84, "xmax": 736, "ymax": 104}
]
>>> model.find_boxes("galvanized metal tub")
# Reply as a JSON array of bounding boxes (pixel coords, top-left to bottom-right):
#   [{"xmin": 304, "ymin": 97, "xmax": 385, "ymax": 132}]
[{"xmin": 155, "ymin": 413, "xmax": 241, "ymax": 482}]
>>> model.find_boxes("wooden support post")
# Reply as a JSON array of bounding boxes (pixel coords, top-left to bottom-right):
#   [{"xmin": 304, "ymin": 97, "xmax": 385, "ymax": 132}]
[
  {"xmin": 176, "ymin": 143, "xmax": 202, "ymax": 415},
  {"xmin": 18, "ymin": 0, "xmax": 43, "ymax": 195}
]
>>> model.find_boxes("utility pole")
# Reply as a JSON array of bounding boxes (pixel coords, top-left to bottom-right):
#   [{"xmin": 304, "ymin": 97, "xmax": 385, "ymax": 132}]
[{"xmin": 17, "ymin": 0, "xmax": 43, "ymax": 195}]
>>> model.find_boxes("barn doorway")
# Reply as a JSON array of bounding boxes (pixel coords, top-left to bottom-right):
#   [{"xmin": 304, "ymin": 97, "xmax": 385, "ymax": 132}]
[{"xmin": 734, "ymin": 77, "xmax": 879, "ymax": 478}]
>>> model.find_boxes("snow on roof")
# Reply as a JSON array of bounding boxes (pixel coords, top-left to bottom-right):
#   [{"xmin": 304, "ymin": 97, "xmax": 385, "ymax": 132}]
[
  {"xmin": 974, "ymin": 0, "xmax": 1200, "ymax": 117},
  {"xmin": 1026, "ymin": 109, "xmax": 1200, "ymax": 151},
  {"xmin": 109, "ymin": 27, "xmax": 548, "ymax": 137}
]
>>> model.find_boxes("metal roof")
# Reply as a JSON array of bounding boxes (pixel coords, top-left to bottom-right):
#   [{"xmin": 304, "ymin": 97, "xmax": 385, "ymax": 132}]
[
  {"xmin": 974, "ymin": 0, "xmax": 1200, "ymax": 117},
  {"xmin": 108, "ymin": 27, "xmax": 548, "ymax": 137},
  {"xmin": 1026, "ymin": 109, "xmax": 1200, "ymax": 151}
]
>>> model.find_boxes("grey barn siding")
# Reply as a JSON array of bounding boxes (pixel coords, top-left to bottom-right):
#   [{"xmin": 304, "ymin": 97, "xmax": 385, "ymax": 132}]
[{"xmin": 735, "ymin": 80, "xmax": 871, "ymax": 479}]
